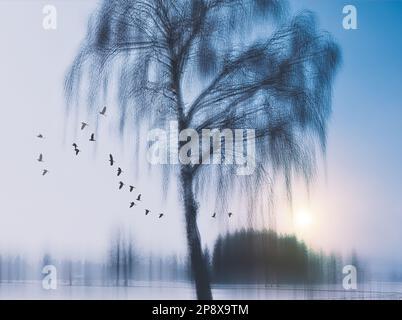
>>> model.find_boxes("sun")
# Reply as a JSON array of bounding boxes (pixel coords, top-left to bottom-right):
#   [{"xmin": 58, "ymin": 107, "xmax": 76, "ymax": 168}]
[{"xmin": 294, "ymin": 208, "xmax": 314, "ymax": 229}]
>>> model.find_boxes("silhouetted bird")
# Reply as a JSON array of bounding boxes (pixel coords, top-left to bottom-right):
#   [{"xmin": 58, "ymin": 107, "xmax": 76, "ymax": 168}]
[
  {"xmin": 117, "ymin": 167, "xmax": 122, "ymax": 176},
  {"xmin": 75, "ymin": 149, "xmax": 80, "ymax": 156},
  {"xmin": 37, "ymin": 154, "xmax": 44, "ymax": 162},
  {"xmin": 212, "ymin": 213, "xmax": 216, "ymax": 218},
  {"xmin": 100, "ymin": 106, "xmax": 107, "ymax": 116},
  {"xmin": 81, "ymin": 122, "xmax": 88, "ymax": 130},
  {"xmin": 42, "ymin": 169, "xmax": 48, "ymax": 176},
  {"xmin": 109, "ymin": 154, "xmax": 114, "ymax": 166},
  {"xmin": 72, "ymin": 143, "xmax": 78, "ymax": 149},
  {"xmin": 37, "ymin": 134, "xmax": 44, "ymax": 139},
  {"xmin": 129, "ymin": 202, "xmax": 135, "ymax": 208},
  {"xmin": 129, "ymin": 186, "xmax": 135, "ymax": 192},
  {"xmin": 89, "ymin": 133, "xmax": 96, "ymax": 142},
  {"xmin": 145, "ymin": 209, "xmax": 150, "ymax": 216},
  {"xmin": 136, "ymin": 194, "xmax": 142, "ymax": 201},
  {"xmin": 158, "ymin": 213, "xmax": 164, "ymax": 219},
  {"xmin": 228, "ymin": 212, "xmax": 233, "ymax": 218},
  {"xmin": 119, "ymin": 181, "xmax": 124, "ymax": 190}
]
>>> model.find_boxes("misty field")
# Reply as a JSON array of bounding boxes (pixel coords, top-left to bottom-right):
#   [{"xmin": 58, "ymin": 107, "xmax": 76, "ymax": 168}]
[{"xmin": 1, "ymin": 281, "xmax": 402, "ymax": 300}]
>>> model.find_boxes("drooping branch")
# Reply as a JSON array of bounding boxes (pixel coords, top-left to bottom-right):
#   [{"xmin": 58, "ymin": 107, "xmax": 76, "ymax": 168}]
[
  {"xmin": 187, "ymin": 12, "xmax": 340, "ymax": 145},
  {"xmin": 65, "ymin": 1, "xmax": 341, "ymax": 215}
]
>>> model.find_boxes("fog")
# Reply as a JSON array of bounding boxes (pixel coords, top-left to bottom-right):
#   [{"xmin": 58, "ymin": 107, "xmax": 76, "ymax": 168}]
[{"xmin": 0, "ymin": 1, "xmax": 401, "ymax": 278}]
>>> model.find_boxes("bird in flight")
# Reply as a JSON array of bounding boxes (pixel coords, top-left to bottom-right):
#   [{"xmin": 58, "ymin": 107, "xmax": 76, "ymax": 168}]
[
  {"xmin": 145, "ymin": 209, "xmax": 150, "ymax": 216},
  {"xmin": 158, "ymin": 213, "xmax": 164, "ymax": 219},
  {"xmin": 212, "ymin": 213, "xmax": 216, "ymax": 218},
  {"xmin": 72, "ymin": 143, "xmax": 80, "ymax": 155},
  {"xmin": 119, "ymin": 181, "xmax": 124, "ymax": 190},
  {"xmin": 109, "ymin": 154, "xmax": 114, "ymax": 166},
  {"xmin": 117, "ymin": 167, "xmax": 122, "ymax": 176},
  {"xmin": 129, "ymin": 202, "xmax": 136, "ymax": 208},
  {"xmin": 89, "ymin": 133, "xmax": 96, "ymax": 142},
  {"xmin": 42, "ymin": 169, "xmax": 49, "ymax": 176},
  {"xmin": 129, "ymin": 186, "xmax": 135, "ymax": 192},
  {"xmin": 136, "ymin": 194, "xmax": 142, "ymax": 201},
  {"xmin": 37, "ymin": 134, "xmax": 44, "ymax": 139},
  {"xmin": 228, "ymin": 212, "xmax": 233, "ymax": 218},
  {"xmin": 99, "ymin": 106, "xmax": 107, "ymax": 116},
  {"xmin": 37, "ymin": 154, "xmax": 44, "ymax": 162},
  {"xmin": 81, "ymin": 122, "xmax": 88, "ymax": 130}
]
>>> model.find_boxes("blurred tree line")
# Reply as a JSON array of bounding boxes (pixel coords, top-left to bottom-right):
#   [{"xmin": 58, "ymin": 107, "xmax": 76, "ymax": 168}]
[
  {"xmin": 211, "ymin": 229, "xmax": 347, "ymax": 285},
  {"xmin": 0, "ymin": 229, "xmax": 361, "ymax": 286}
]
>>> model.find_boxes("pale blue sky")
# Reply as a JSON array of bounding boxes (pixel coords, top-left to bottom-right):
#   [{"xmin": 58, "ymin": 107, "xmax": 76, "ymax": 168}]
[{"xmin": 292, "ymin": 1, "xmax": 402, "ymax": 263}]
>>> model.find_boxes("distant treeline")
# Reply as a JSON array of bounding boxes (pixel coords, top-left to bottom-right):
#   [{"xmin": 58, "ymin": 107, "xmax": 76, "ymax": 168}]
[
  {"xmin": 210, "ymin": 229, "xmax": 355, "ymax": 284},
  {"xmin": 0, "ymin": 229, "xmax": 360, "ymax": 286}
]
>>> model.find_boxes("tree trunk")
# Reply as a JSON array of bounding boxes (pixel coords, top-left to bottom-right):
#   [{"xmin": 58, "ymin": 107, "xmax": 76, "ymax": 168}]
[{"xmin": 180, "ymin": 167, "xmax": 213, "ymax": 300}]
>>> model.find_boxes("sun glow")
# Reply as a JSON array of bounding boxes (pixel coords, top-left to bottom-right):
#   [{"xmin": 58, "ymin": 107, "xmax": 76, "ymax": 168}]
[{"xmin": 294, "ymin": 208, "xmax": 314, "ymax": 229}]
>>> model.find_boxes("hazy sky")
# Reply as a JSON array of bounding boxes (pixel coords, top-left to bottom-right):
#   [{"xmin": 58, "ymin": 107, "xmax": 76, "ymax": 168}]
[{"xmin": 0, "ymin": 1, "xmax": 401, "ymax": 267}]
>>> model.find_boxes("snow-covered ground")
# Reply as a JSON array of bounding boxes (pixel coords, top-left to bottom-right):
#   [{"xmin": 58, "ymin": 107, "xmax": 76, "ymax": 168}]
[{"xmin": 1, "ymin": 281, "xmax": 402, "ymax": 300}]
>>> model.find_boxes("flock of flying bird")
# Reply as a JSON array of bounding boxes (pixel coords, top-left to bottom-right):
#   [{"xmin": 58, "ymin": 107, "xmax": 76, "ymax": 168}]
[
  {"xmin": 36, "ymin": 106, "xmax": 164, "ymax": 219},
  {"xmin": 36, "ymin": 106, "xmax": 233, "ymax": 220}
]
